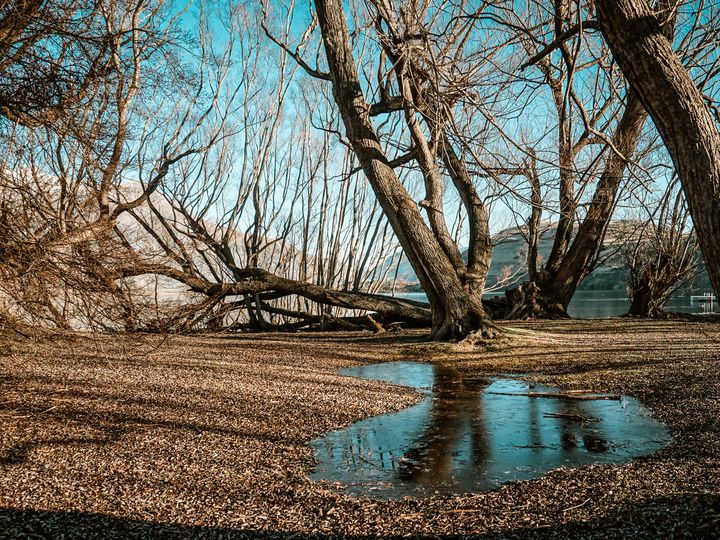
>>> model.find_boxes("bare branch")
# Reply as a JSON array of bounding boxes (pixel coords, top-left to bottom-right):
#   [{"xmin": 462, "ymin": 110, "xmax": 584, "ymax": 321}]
[{"xmin": 520, "ymin": 20, "xmax": 599, "ymax": 70}]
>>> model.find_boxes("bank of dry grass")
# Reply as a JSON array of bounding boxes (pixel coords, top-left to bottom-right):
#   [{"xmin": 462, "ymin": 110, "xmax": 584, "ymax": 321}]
[{"xmin": 1, "ymin": 319, "xmax": 719, "ymax": 538}]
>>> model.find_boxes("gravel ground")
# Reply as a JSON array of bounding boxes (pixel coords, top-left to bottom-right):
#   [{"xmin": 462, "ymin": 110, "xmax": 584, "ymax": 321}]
[{"xmin": 1, "ymin": 319, "xmax": 719, "ymax": 539}]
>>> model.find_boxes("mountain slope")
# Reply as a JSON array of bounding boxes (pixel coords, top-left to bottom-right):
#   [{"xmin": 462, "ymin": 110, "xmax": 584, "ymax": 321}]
[{"xmin": 380, "ymin": 222, "xmax": 711, "ymax": 293}]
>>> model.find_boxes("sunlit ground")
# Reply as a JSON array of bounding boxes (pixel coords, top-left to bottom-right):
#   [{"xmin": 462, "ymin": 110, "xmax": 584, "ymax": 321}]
[{"xmin": 1, "ymin": 319, "xmax": 719, "ymax": 538}]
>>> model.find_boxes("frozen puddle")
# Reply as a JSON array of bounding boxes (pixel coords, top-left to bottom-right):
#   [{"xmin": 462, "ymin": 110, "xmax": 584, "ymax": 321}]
[{"xmin": 310, "ymin": 361, "xmax": 670, "ymax": 498}]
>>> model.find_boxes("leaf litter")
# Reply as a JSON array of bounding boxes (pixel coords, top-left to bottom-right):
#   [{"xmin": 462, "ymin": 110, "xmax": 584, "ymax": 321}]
[{"xmin": 0, "ymin": 319, "xmax": 718, "ymax": 538}]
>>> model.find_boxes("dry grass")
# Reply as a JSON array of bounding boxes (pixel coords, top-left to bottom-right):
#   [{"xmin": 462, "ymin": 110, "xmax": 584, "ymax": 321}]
[{"xmin": 1, "ymin": 319, "xmax": 719, "ymax": 538}]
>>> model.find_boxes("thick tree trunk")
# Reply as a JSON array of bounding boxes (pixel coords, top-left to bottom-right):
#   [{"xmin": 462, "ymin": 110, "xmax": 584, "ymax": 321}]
[
  {"xmin": 627, "ymin": 274, "xmax": 671, "ymax": 318},
  {"xmin": 595, "ymin": 0, "xmax": 720, "ymax": 298},
  {"xmin": 626, "ymin": 247, "xmax": 685, "ymax": 319},
  {"xmin": 627, "ymin": 268, "xmax": 654, "ymax": 317},
  {"xmin": 627, "ymin": 291, "xmax": 651, "ymax": 317},
  {"xmin": 312, "ymin": 0, "xmax": 498, "ymax": 340},
  {"xmin": 439, "ymin": 134, "xmax": 493, "ymax": 300}
]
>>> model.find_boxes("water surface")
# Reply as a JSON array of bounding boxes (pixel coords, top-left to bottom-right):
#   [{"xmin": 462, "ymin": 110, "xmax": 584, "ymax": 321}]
[
  {"xmin": 310, "ymin": 361, "xmax": 670, "ymax": 498},
  {"xmin": 395, "ymin": 291, "xmax": 717, "ymax": 318}
]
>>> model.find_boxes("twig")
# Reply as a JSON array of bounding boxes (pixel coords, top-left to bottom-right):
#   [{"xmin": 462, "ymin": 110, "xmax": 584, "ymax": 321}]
[
  {"xmin": 1, "ymin": 405, "xmax": 58, "ymax": 419},
  {"xmin": 356, "ymin": 454, "xmax": 379, "ymax": 467},
  {"xmin": 543, "ymin": 412, "xmax": 597, "ymax": 422},
  {"xmin": 563, "ymin": 497, "xmax": 592, "ymax": 513},
  {"xmin": 486, "ymin": 391, "xmax": 621, "ymax": 401},
  {"xmin": 520, "ymin": 21, "xmax": 600, "ymax": 70},
  {"xmin": 445, "ymin": 508, "xmax": 485, "ymax": 514}
]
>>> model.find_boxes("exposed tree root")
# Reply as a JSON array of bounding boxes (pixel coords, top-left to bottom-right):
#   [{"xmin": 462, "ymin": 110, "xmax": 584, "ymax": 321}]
[{"xmin": 484, "ymin": 282, "xmax": 570, "ymax": 320}]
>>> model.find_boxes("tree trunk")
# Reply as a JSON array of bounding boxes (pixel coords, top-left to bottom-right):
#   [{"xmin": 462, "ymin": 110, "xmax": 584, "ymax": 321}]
[
  {"xmin": 526, "ymin": 151, "xmax": 542, "ymax": 283},
  {"xmin": 548, "ymin": 91, "xmax": 648, "ymax": 307},
  {"xmin": 627, "ymin": 273, "xmax": 652, "ymax": 317},
  {"xmin": 627, "ymin": 271, "xmax": 671, "ymax": 318},
  {"xmin": 496, "ymin": 0, "xmax": 679, "ymax": 319},
  {"xmin": 439, "ymin": 134, "xmax": 493, "ymax": 300},
  {"xmin": 548, "ymin": 1, "xmax": 676, "ymax": 309},
  {"xmin": 595, "ymin": 0, "xmax": 720, "ymax": 298},
  {"xmin": 312, "ymin": 0, "xmax": 498, "ymax": 340}
]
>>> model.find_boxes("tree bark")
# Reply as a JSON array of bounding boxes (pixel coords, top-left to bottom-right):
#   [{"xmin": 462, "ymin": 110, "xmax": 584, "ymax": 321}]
[
  {"xmin": 626, "ymin": 266, "xmax": 674, "ymax": 318},
  {"xmin": 526, "ymin": 151, "xmax": 542, "ymax": 283},
  {"xmin": 627, "ymin": 285, "xmax": 652, "ymax": 317},
  {"xmin": 595, "ymin": 0, "xmax": 720, "ymax": 298}
]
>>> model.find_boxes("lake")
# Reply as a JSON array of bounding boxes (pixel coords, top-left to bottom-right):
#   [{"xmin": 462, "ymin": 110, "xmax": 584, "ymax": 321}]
[{"xmin": 394, "ymin": 290, "xmax": 717, "ymax": 318}]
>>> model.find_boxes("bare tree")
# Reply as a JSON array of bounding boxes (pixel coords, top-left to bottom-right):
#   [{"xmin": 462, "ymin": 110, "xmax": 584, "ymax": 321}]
[
  {"xmin": 624, "ymin": 179, "xmax": 699, "ymax": 317},
  {"xmin": 0, "ymin": 0, "xmax": 113, "ymax": 127},
  {"xmin": 103, "ymin": 4, "xmax": 426, "ymax": 333},
  {"xmin": 0, "ymin": 0, "xmax": 232, "ymax": 330},
  {"xmin": 485, "ymin": 0, "xmax": 677, "ymax": 318},
  {"xmin": 264, "ymin": 0, "xmax": 507, "ymax": 340}
]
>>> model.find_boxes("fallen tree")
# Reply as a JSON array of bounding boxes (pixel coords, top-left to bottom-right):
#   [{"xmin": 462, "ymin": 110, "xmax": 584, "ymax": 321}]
[{"xmin": 117, "ymin": 263, "xmax": 432, "ymax": 332}]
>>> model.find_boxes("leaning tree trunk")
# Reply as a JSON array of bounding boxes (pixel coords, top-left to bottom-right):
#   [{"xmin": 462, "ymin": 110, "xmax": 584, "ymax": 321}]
[
  {"xmin": 548, "ymin": 91, "xmax": 648, "ymax": 308},
  {"xmin": 313, "ymin": 0, "xmax": 498, "ymax": 340},
  {"xmin": 596, "ymin": 0, "xmax": 720, "ymax": 299}
]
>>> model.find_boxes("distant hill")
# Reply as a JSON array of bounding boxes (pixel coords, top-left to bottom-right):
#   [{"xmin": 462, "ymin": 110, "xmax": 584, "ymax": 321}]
[{"xmin": 379, "ymin": 221, "xmax": 711, "ymax": 294}]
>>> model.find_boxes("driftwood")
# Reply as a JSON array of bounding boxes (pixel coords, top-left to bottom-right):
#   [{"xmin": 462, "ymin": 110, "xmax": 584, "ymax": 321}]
[
  {"xmin": 543, "ymin": 412, "xmax": 597, "ymax": 422},
  {"xmin": 487, "ymin": 391, "xmax": 621, "ymax": 401}
]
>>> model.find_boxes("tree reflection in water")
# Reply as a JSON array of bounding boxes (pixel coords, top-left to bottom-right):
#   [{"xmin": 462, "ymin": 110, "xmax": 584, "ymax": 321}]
[
  {"xmin": 395, "ymin": 365, "xmax": 489, "ymax": 487},
  {"xmin": 394, "ymin": 366, "xmax": 611, "ymax": 490}
]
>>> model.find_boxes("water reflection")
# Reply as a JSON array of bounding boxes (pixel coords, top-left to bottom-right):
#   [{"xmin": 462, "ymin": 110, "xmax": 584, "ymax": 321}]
[
  {"xmin": 310, "ymin": 362, "xmax": 670, "ymax": 498},
  {"xmin": 394, "ymin": 366, "xmax": 488, "ymax": 488}
]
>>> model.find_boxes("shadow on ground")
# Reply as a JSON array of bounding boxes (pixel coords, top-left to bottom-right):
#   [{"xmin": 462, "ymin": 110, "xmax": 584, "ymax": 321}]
[{"xmin": 1, "ymin": 494, "xmax": 718, "ymax": 540}]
